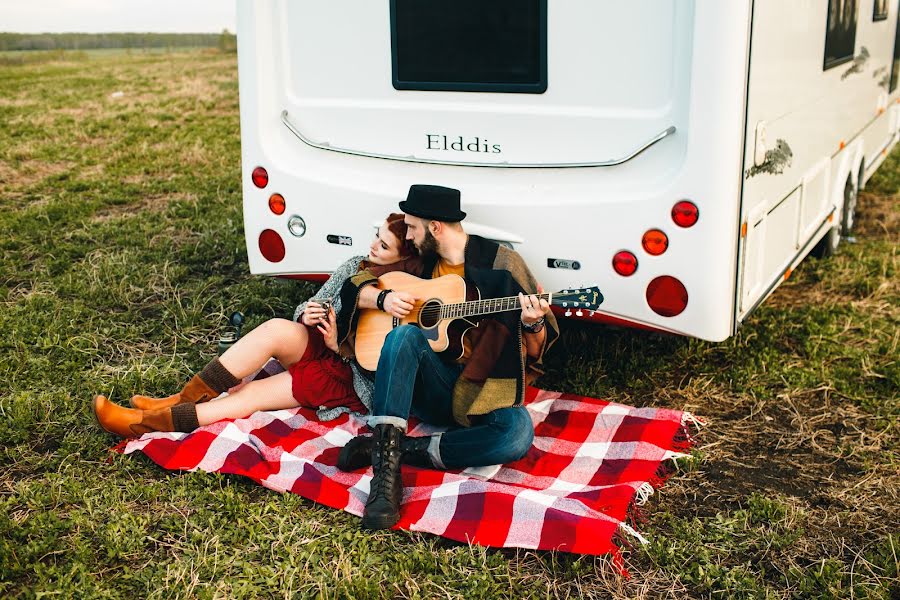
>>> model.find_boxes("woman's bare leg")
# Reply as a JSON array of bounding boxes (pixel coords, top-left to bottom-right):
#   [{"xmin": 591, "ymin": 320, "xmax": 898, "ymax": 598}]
[
  {"xmin": 130, "ymin": 318, "xmax": 312, "ymax": 410},
  {"xmin": 217, "ymin": 318, "xmax": 311, "ymax": 379},
  {"xmin": 196, "ymin": 371, "xmax": 299, "ymax": 425}
]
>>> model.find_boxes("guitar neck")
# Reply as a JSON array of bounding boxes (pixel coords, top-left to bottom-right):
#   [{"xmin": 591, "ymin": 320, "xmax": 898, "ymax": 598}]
[{"xmin": 440, "ymin": 293, "xmax": 552, "ymax": 320}]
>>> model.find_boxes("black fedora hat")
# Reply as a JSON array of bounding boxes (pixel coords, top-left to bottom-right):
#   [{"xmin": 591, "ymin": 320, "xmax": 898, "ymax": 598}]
[{"xmin": 399, "ymin": 185, "xmax": 466, "ymax": 222}]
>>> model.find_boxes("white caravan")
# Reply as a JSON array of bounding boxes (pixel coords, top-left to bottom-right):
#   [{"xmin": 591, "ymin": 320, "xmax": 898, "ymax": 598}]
[{"xmin": 236, "ymin": 0, "xmax": 900, "ymax": 342}]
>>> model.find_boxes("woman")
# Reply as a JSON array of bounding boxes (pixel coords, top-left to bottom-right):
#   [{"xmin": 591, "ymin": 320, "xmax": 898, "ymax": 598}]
[{"xmin": 94, "ymin": 213, "xmax": 418, "ymax": 438}]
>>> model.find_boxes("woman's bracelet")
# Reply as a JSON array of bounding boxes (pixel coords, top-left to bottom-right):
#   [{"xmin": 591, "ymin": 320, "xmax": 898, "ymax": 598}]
[
  {"xmin": 522, "ymin": 316, "xmax": 545, "ymax": 333},
  {"xmin": 376, "ymin": 289, "xmax": 393, "ymax": 312}
]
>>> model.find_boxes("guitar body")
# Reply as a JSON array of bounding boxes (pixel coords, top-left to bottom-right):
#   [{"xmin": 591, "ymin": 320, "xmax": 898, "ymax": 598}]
[
  {"xmin": 354, "ymin": 274, "xmax": 604, "ymax": 372},
  {"xmin": 355, "ymin": 271, "xmax": 479, "ymax": 371}
]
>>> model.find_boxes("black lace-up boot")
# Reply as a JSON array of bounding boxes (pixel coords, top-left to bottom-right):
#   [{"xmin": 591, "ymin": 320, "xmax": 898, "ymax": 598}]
[
  {"xmin": 338, "ymin": 433, "xmax": 436, "ymax": 472},
  {"xmin": 361, "ymin": 424, "xmax": 404, "ymax": 530},
  {"xmin": 400, "ymin": 435, "xmax": 433, "ymax": 468},
  {"xmin": 337, "ymin": 433, "xmax": 374, "ymax": 472}
]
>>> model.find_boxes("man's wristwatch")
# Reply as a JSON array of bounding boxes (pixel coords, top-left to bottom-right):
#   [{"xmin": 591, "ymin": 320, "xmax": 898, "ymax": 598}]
[
  {"xmin": 376, "ymin": 289, "xmax": 393, "ymax": 312},
  {"xmin": 522, "ymin": 316, "xmax": 545, "ymax": 333}
]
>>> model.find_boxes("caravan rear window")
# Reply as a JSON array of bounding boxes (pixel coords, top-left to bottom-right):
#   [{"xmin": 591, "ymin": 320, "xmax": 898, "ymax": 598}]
[{"xmin": 390, "ymin": 0, "xmax": 547, "ymax": 94}]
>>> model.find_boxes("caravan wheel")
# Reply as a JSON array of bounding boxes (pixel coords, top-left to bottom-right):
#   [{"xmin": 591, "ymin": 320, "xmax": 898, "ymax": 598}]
[
  {"xmin": 811, "ymin": 177, "xmax": 853, "ymax": 259},
  {"xmin": 841, "ymin": 176, "xmax": 857, "ymax": 237}
]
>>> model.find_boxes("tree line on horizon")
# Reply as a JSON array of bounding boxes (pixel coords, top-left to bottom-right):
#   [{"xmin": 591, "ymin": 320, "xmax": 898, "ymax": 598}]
[{"xmin": 0, "ymin": 31, "xmax": 236, "ymax": 52}]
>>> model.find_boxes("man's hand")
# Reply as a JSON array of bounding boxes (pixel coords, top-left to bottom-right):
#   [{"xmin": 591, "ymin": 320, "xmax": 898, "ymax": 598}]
[
  {"xmin": 518, "ymin": 284, "xmax": 551, "ymax": 326},
  {"xmin": 317, "ymin": 307, "xmax": 339, "ymax": 353},
  {"xmin": 383, "ymin": 290, "xmax": 417, "ymax": 319}
]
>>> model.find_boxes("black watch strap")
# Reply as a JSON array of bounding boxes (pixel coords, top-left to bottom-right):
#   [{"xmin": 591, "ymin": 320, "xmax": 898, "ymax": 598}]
[{"xmin": 376, "ymin": 289, "xmax": 393, "ymax": 311}]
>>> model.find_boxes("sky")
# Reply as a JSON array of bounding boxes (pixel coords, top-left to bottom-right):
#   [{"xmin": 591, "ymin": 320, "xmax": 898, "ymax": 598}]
[{"xmin": 0, "ymin": 0, "xmax": 237, "ymax": 33}]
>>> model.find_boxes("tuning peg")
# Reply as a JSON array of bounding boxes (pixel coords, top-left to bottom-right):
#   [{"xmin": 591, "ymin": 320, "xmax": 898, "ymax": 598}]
[
  {"xmin": 565, "ymin": 309, "xmax": 572, "ymax": 317},
  {"xmin": 589, "ymin": 311, "xmax": 595, "ymax": 317},
  {"xmin": 576, "ymin": 310, "xmax": 583, "ymax": 317}
]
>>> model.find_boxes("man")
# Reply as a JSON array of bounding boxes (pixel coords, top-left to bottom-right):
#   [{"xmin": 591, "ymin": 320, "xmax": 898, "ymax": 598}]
[{"xmin": 336, "ymin": 184, "xmax": 559, "ymax": 530}]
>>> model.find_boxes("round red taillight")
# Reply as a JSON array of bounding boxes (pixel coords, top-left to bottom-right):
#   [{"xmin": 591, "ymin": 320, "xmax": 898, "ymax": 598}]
[
  {"xmin": 646, "ymin": 276, "xmax": 688, "ymax": 317},
  {"xmin": 612, "ymin": 251, "xmax": 638, "ymax": 276},
  {"xmin": 269, "ymin": 193, "xmax": 285, "ymax": 215},
  {"xmin": 258, "ymin": 229, "xmax": 285, "ymax": 262},
  {"xmin": 251, "ymin": 166, "xmax": 268, "ymax": 189},
  {"xmin": 642, "ymin": 229, "xmax": 669, "ymax": 256},
  {"xmin": 672, "ymin": 201, "xmax": 699, "ymax": 228}
]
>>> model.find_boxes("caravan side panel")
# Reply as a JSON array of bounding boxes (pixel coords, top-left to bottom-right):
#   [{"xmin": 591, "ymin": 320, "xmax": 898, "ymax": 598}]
[{"xmin": 737, "ymin": 0, "xmax": 900, "ymax": 320}]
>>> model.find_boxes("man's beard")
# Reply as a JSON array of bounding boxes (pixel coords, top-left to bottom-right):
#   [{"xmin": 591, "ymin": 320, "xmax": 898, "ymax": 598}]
[{"xmin": 417, "ymin": 229, "xmax": 439, "ymax": 258}]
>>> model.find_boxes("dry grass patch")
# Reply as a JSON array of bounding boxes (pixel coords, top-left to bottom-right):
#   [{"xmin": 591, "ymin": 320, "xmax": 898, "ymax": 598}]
[
  {"xmin": 165, "ymin": 74, "xmax": 227, "ymax": 101},
  {"xmin": 89, "ymin": 193, "xmax": 195, "ymax": 223},
  {"xmin": 0, "ymin": 159, "xmax": 73, "ymax": 184},
  {"xmin": 856, "ymin": 191, "xmax": 900, "ymax": 239}
]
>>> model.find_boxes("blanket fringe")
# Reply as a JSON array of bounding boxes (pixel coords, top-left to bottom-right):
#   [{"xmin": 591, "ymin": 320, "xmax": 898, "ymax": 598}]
[
  {"xmin": 681, "ymin": 411, "xmax": 707, "ymax": 428},
  {"xmin": 104, "ymin": 439, "xmax": 130, "ymax": 464},
  {"xmin": 633, "ymin": 482, "xmax": 655, "ymax": 506},
  {"xmin": 610, "ymin": 548, "xmax": 630, "ymax": 579},
  {"xmin": 670, "ymin": 412, "xmax": 706, "ymax": 454},
  {"xmin": 618, "ymin": 522, "xmax": 650, "ymax": 546},
  {"xmin": 625, "ymin": 412, "xmax": 705, "ymax": 536}
]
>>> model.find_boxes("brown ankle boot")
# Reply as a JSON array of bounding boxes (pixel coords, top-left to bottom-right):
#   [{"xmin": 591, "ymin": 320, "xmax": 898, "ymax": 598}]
[
  {"xmin": 94, "ymin": 395, "xmax": 200, "ymax": 438},
  {"xmin": 131, "ymin": 358, "xmax": 239, "ymax": 410}
]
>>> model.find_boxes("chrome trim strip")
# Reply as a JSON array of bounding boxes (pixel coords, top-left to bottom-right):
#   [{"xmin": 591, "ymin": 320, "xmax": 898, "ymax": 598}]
[{"xmin": 281, "ymin": 110, "xmax": 676, "ymax": 169}]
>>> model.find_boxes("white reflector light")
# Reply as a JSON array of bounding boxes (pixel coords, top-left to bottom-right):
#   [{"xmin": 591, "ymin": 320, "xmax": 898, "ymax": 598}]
[{"xmin": 288, "ymin": 215, "xmax": 306, "ymax": 237}]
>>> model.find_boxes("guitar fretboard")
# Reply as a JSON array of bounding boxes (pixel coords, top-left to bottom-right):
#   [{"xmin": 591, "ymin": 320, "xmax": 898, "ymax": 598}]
[{"xmin": 440, "ymin": 293, "xmax": 552, "ymax": 320}]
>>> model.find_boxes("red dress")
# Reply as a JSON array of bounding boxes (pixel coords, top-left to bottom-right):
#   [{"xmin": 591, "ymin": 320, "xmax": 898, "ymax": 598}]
[{"xmin": 289, "ymin": 326, "xmax": 366, "ymax": 413}]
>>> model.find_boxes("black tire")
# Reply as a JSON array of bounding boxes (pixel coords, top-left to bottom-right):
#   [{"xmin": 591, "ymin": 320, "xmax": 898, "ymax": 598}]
[
  {"xmin": 841, "ymin": 174, "xmax": 858, "ymax": 237},
  {"xmin": 811, "ymin": 177, "xmax": 853, "ymax": 259},
  {"xmin": 810, "ymin": 221, "xmax": 840, "ymax": 258}
]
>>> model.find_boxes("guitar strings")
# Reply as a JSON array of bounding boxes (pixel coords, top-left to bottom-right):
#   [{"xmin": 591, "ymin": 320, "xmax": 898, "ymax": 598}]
[
  {"xmin": 415, "ymin": 293, "xmax": 558, "ymax": 320},
  {"xmin": 398, "ymin": 290, "xmax": 594, "ymax": 323}
]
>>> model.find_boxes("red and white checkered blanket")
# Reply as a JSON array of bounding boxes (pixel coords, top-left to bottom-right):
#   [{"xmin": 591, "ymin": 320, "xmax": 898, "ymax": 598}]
[{"xmin": 120, "ymin": 387, "xmax": 699, "ymax": 572}]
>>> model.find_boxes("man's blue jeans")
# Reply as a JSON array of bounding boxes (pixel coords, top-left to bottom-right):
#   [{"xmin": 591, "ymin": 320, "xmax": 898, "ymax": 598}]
[{"xmin": 369, "ymin": 325, "xmax": 534, "ymax": 469}]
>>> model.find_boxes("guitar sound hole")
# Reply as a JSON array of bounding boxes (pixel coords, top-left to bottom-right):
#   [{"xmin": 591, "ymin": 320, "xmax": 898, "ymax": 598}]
[{"xmin": 418, "ymin": 299, "xmax": 442, "ymax": 329}]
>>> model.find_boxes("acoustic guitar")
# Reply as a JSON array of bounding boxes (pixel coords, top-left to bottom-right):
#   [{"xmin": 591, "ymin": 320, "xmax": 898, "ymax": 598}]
[{"xmin": 354, "ymin": 271, "xmax": 603, "ymax": 371}]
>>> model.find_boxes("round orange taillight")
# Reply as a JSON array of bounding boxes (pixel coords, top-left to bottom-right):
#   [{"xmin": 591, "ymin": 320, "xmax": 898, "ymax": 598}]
[
  {"xmin": 269, "ymin": 193, "xmax": 285, "ymax": 215},
  {"xmin": 672, "ymin": 201, "xmax": 699, "ymax": 228},
  {"xmin": 642, "ymin": 229, "xmax": 669, "ymax": 256},
  {"xmin": 258, "ymin": 229, "xmax": 285, "ymax": 262},
  {"xmin": 251, "ymin": 166, "xmax": 269, "ymax": 188},
  {"xmin": 612, "ymin": 251, "xmax": 638, "ymax": 276},
  {"xmin": 646, "ymin": 276, "xmax": 688, "ymax": 317}
]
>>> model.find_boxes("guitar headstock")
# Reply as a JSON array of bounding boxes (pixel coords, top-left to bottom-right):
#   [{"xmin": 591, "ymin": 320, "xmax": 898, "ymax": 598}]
[{"xmin": 551, "ymin": 286, "xmax": 604, "ymax": 316}]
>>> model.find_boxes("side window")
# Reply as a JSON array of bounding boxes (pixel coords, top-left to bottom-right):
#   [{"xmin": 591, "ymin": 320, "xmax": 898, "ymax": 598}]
[
  {"xmin": 892, "ymin": 2, "xmax": 900, "ymax": 91},
  {"xmin": 875, "ymin": 0, "xmax": 888, "ymax": 21},
  {"xmin": 824, "ymin": 0, "xmax": 859, "ymax": 69}
]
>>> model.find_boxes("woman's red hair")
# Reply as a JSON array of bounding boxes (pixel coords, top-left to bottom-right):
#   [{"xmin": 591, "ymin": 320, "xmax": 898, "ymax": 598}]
[{"xmin": 385, "ymin": 212, "xmax": 415, "ymax": 258}]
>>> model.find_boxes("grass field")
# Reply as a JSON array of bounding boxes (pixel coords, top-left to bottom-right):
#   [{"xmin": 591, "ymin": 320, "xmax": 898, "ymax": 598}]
[{"xmin": 0, "ymin": 50, "xmax": 897, "ymax": 599}]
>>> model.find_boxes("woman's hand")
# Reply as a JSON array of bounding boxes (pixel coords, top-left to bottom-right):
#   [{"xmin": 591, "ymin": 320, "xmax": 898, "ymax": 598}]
[
  {"xmin": 317, "ymin": 307, "xmax": 340, "ymax": 353},
  {"xmin": 302, "ymin": 301, "xmax": 328, "ymax": 326}
]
